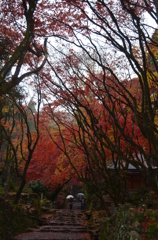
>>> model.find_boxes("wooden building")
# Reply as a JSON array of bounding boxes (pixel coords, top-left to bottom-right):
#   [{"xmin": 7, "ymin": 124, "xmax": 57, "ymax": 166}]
[{"xmin": 108, "ymin": 162, "xmax": 149, "ymax": 191}]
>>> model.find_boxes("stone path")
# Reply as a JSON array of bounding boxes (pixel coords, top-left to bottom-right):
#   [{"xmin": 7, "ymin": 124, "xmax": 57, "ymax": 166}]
[{"xmin": 11, "ymin": 201, "xmax": 99, "ymax": 240}]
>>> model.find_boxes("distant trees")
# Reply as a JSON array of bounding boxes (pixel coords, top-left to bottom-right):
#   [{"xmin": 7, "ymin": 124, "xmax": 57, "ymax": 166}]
[
  {"xmin": 26, "ymin": 110, "xmax": 77, "ymax": 192},
  {"xmin": 0, "ymin": 90, "xmax": 41, "ymax": 203}
]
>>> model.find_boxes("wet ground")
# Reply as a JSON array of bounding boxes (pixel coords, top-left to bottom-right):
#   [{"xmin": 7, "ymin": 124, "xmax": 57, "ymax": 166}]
[{"xmin": 11, "ymin": 201, "xmax": 97, "ymax": 240}]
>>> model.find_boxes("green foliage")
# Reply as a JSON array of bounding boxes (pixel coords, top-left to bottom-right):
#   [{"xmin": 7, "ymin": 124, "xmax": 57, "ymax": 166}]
[
  {"xmin": 134, "ymin": 210, "xmax": 145, "ymax": 222},
  {"xmin": 98, "ymin": 203, "xmax": 158, "ymax": 240},
  {"xmin": 99, "ymin": 204, "xmax": 131, "ymax": 239},
  {"xmin": 127, "ymin": 186, "xmax": 153, "ymax": 208},
  {"xmin": 146, "ymin": 222, "xmax": 158, "ymax": 239},
  {"xmin": 29, "ymin": 179, "xmax": 47, "ymax": 194},
  {"xmin": 9, "ymin": 179, "xmax": 17, "ymax": 192},
  {"xmin": 29, "ymin": 179, "xmax": 60, "ymax": 201},
  {"xmin": 0, "ymin": 185, "xmax": 4, "ymax": 195},
  {"xmin": 84, "ymin": 184, "xmax": 100, "ymax": 210},
  {"xmin": 0, "ymin": 198, "xmax": 39, "ymax": 240},
  {"xmin": 141, "ymin": 210, "xmax": 158, "ymax": 239},
  {"xmin": 32, "ymin": 195, "xmax": 41, "ymax": 215},
  {"xmin": 22, "ymin": 184, "xmax": 33, "ymax": 194},
  {"xmin": 146, "ymin": 209, "xmax": 157, "ymax": 221}
]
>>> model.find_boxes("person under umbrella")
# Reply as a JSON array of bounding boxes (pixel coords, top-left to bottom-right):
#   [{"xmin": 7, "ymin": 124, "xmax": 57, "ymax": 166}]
[
  {"xmin": 66, "ymin": 195, "xmax": 74, "ymax": 210},
  {"xmin": 69, "ymin": 197, "xmax": 73, "ymax": 210},
  {"xmin": 81, "ymin": 196, "xmax": 85, "ymax": 210}
]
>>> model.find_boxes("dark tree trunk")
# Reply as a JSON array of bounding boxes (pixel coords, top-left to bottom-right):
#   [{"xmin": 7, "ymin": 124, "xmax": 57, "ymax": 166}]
[
  {"xmin": 99, "ymin": 195, "xmax": 111, "ymax": 217},
  {"xmin": 14, "ymin": 178, "xmax": 26, "ymax": 204}
]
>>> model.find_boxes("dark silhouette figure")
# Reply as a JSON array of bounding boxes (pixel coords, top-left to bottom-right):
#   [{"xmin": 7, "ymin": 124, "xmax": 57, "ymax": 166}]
[
  {"xmin": 69, "ymin": 197, "xmax": 73, "ymax": 210},
  {"xmin": 81, "ymin": 196, "xmax": 85, "ymax": 210}
]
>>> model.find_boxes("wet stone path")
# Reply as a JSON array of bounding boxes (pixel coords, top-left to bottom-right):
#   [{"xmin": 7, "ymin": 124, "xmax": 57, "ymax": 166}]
[{"xmin": 11, "ymin": 201, "xmax": 96, "ymax": 240}]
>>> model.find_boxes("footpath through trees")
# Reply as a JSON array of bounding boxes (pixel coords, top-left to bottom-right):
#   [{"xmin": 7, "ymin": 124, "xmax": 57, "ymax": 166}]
[{"xmin": 11, "ymin": 201, "xmax": 99, "ymax": 240}]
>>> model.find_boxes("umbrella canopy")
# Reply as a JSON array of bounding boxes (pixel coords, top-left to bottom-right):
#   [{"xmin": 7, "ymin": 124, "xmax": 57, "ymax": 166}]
[
  {"xmin": 76, "ymin": 193, "xmax": 84, "ymax": 200},
  {"xmin": 66, "ymin": 195, "xmax": 74, "ymax": 199},
  {"xmin": 76, "ymin": 193, "xmax": 84, "ymax": 197}
]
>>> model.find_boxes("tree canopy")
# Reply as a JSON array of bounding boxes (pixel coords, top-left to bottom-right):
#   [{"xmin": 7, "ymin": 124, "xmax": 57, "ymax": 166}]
[{"xmin": 0, "ymin": 0, "xmax": 158, "ymax": 206}]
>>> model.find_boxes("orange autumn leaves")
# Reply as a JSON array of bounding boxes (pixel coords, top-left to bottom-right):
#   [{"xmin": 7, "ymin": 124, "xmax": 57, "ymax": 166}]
[
  {"xmin": 26, "ymin": 120, "xmax": 86, "ymax": 190},
  {"xmin": 26, "ymin": 75, "xmax": 152, "ymax": 190}
]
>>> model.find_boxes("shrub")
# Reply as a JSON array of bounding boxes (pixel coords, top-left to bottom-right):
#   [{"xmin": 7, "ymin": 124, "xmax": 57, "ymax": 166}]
[
  {"xmin": 29, "ymin": 180, "xmax": 47, "ymax": 195},
  {"xmin": 0, "ymin": 198, "xmax": 39, "ymax": 240}
]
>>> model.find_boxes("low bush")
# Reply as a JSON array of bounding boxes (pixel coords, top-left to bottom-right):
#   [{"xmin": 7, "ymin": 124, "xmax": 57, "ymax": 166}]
[{"xmin": 0, "ymin": 198, "xmax": 40, "ymax": 240}]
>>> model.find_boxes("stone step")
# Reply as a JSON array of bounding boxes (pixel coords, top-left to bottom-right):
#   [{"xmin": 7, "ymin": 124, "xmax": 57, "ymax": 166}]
[
  {"xmin": 12, "ymin": 209, "xmax": 95, "ymax": 240},
  {"xmin": 54, "ymin": 215, "xmax": 85, "ymax": 219},
  {"xmin": 39, "ymin": 226, "xmax": 88, "ymax": 232},
  {"xmin": 40, "ymin": 229, "xmax": 88, "ymax": 233},
  {"xmin": 50, "ymin": 221, "xmax": 85, "ymax": 226},
  {"xmin": 11, "ymin": 232, "xmax": 91, "ymax": 240}
]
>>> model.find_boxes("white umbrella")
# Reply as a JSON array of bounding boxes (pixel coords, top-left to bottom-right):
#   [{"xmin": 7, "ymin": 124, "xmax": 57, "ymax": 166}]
[
  {"xmin": 66, "ymin": 194, "xmax": 74, "ymax": 199},
  {"xmin": 76, "ymin": 193, "xmax": 84, "ymax": 197}
]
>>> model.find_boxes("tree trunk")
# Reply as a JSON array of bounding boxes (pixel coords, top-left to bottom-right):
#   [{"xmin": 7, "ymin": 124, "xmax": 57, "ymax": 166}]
[
  {"xmin": 14, "ymin": 178, "xmax": 26, "ymax": 204},
  {"xmin": 4, "ymin": 145, "xmax": 14, "ymax": 199},
  {"xmin": 4, "ymin": 161, "xmax": 11, "ymax": 199},
  {"xmin": 154, "ymin": 0, "xmax": 158, "ymax": 23},
  {"xmin": 99, "ymin": 195, "xmax": 111, "ymax": 217},
  {"xmin": 149, "ymin": 170, "xmax": 158, "ymax": 192}
]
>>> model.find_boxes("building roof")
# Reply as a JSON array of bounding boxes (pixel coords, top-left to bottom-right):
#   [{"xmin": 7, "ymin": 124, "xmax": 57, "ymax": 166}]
[
  {"xmin": 108, "ymin": 162, "xmax": 138, "ymax": 171},
  {"xmin": 108, "ymin": 159, "xmax": 156, "ymax": 173}
]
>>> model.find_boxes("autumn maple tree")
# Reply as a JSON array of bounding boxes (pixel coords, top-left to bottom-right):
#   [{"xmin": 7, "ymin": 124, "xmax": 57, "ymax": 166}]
[
  {"xmin": 0, "ymin": 0, "xmax": 48, "ymax": 97},
  {"xmin": 42, "ymin": 77, "xmax": 150, "ymax": 207},
  {"xmin": 1, "ymin": 0, "xmax": 158, "ymax": 208},
  {"xmin": 0, "ymin": 89, "xmax": 41, "ymax": 204},
  {"xmin": 37, "ymin": 0, "xmax": 158, "ymax": 206},
  {"xmin": 26, "ymin": 109, "xmax": 80, "ymax": 194}
]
